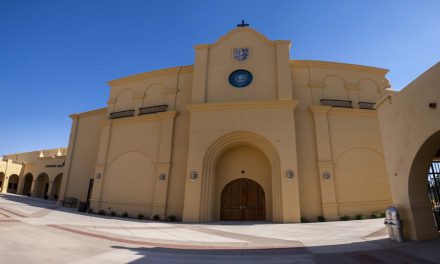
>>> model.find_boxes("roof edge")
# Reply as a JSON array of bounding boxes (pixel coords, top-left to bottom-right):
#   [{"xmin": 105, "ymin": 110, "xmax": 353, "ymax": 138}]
[
  {"xmin": 108, "ymin": 65, "xmax": 194, "ymax": 87},
  {"xmin": 292, "ymin": 60, "xmax": 389, "ymax": 75}
]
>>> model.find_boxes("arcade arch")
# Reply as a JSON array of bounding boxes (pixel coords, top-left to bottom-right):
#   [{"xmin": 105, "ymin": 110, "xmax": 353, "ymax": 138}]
[
  {"xmin": 7, "ymin": 174, "xmax": 19, "ymax": 194},
  {"xmin": 34, "ymin": 173, "xmax": 49, "ymax": 198},
  {"xmin": 22, "ymin": 173, "xmax": 33, "ymax": 196}
]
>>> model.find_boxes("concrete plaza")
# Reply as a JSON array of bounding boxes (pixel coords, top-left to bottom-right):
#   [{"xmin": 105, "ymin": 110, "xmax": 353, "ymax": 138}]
[{"xmin": 0, "ymin": 194, "xmax": 439, "ymax": 263}]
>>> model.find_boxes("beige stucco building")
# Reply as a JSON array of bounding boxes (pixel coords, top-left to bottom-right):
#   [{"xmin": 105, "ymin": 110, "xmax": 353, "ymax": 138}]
[
  {"xmin": 0, "ymin": 148, "xmax": 66, "ymax": 199},
  {"xmin": 2, "ymin": 26, "xmax": 396, "ymax": 225},
  {"xmin": 377, "ymin": 62, "xmax": 440, "ymax": 241},
  {"xmin": 51, "ymin": 26, "xmax": 393, "ymax": 223}
]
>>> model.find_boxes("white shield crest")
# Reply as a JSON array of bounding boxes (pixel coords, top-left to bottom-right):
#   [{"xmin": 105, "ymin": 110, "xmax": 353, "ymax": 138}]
[{"xmin": 233, "ymin": 48, "xmax": 249, "ymax": 62}]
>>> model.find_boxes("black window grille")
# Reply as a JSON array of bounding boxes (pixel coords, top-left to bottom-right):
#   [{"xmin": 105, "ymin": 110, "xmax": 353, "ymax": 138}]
[
  {"xmin": 109, "ymin": 110, "xmax": 134, "ymax": 119},
  {"xmin": 139, "ymin": 105, "xmax": 168, "ymax": 115},
  {"xmin": 320, "ymin": 99, "xmax": 353, "ymax": 108},
  {"xmin": 359, "ymin": 102, "xmax": 375, "ymax": 110}
]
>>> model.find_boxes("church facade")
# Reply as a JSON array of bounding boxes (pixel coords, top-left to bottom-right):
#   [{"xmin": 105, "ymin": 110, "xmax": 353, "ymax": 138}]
[{"xmin": 52, "ymin": 27, "xmax": 392, "ymax": 222}]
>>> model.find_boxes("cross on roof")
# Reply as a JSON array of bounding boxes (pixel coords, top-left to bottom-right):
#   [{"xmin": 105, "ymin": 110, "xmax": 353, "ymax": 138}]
[{"xmin": 237, "ymin": 20, "xmax": 249, "ymax": 27}]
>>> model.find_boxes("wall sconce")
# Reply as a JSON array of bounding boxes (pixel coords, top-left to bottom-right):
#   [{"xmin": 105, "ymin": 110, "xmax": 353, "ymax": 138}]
[
  {"xmin": 429, "ymin": 102, "xmax": 437, "ymax": 109},
  {"xmin": 323, "ymin": 171, "xmax": 331, "ymax": 181},
  {"xmin": 286, "ymin": 170, "xmax": 294, "ymax": 180},
  {"xmin": 190, "ymin": 172, "xmax": 198, "ymax": 181},
  {"xmin": 96, "ymin": 172, "xmax": 102, "ymax": 179},
  {"xmin": 159, "ymin": 173, "xmax": 166, "ymax": 181}
]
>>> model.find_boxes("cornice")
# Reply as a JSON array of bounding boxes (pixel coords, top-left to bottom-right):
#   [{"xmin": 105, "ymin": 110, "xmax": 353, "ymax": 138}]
[
  {"xmin": 186, "ymin": 100, "xmax": 298, "ymax": 112},
  {"xmin": 374, "ymin": 90, "xmax": 396, "ymax": 109},
  {"xmin": 273, "ymin": 40, "xmax": 291, "ymax": 46},
  {"xmin": 70, "ymin": 108, "xmax": 107, "ymax": 119},
  {"xmin": 108, "ymin": 65, "xmax": 194, "ymax": 87},
  {"xmin": 310, "ymin": 105, "xmax": 377, "ymax": 116},
  {"xmin": 330, "ymin": 107, "xmax": 377, "ymax": 117},
  {"xmin": 210, "ymin": 27, "xmax": 277, "ymax": 48},
  {"xmin": 309, "ymin": 105, "xmax": 332, "ymax": 113},
  {"xmin": 291, "ymin": 60, "xmax": 389, "ymax": 75},
  {"xmin": 194, "ymin": 44, "xmax": 210, "ymax": 50}
]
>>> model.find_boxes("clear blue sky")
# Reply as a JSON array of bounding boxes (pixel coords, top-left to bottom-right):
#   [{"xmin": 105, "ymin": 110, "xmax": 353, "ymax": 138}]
[{"xmin": 1, "ymin": 0, "xmax": 439, "ymax": 154}]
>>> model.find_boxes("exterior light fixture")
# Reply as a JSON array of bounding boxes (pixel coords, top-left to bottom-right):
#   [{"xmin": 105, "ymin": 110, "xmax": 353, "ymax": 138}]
[
  {"xmin": 190, "ymin": 172, "xmax": 198, "ymax": 181},
  {"xmin": 96, "ymin": 172, "xmax": 102, "ymax": 179},
  {"xmin": 159, "ymin": 173, "xmax": 166, "ymax": 181},
  {"xmin": 286, "ymin": 170, "xmax": 294, "ymax": 180},
  {"xmin": 323, "ymin": 171, "xmax": 331, "ymax": 181},
  {"xmin": 429, "ymin": 102, "xmax": 437, "ymax": 109}
]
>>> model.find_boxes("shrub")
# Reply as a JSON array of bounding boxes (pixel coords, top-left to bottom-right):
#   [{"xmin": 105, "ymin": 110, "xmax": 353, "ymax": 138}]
[
  {"xmin": 355, "ymin": 214, "xmax": 364, "ymax": 220},
  {"xmin": 300, "ymin": 217, "xmax": 308, "ymax": 223},
  {"xmin": 317, "ymin": 216, "xmax": 326, "ymax": 222},
  {"xmin": 110, "ymin": 211, "xmax": 117, "ymax": 216},
  {"xmin": 371, "ymin": 211, "xmax": 381, "ymax": 218},
  {"xmin": 168, "ymin": 215, "xmax": 177, "ymax": 222},
  {"xmin": 121, "ymin": 212, "xmax": 128, "ymax": 218},
  {"xmin": 98, "ymin": 210, "xmax": 106, "ymax": 215},
  {"xmin": 340, "ymin": 215, "xmax": 350, "ymax": 221},
  {"xmin": 153, "ymin": 214, "xmax": 160, "ymax": 220},
  {"xmin": 137, "ymin": 214, "xmax": 145, "ymax": 220},
  {"xmin": 380, "ymin": 213, "xmax": 386, "ymax": 218}
]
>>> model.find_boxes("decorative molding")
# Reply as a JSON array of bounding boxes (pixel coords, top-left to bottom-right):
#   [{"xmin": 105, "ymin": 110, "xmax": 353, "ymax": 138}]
[
  {"xmin": 107, "ymin": 65, "xmax": 193, "ymax": 87},
  {"xmin": 194, "ymin": 44, "xmax": 210, "ymax": 50},
  {"xmin": 309, "ymin": 105, "xmax": 332, "ymax": 114},
  {"xmin": 186, "ymin": 100, "xmax": 298, "ymax": 112},
  {"xmin": 375, "ymin": 90, "xmax": 395, "ymax": 109},
  {"xmin": 328, "ymin": 106, "xmax": 377, "ymax": 117},
  {"xmin": 69, "ymin": 108, "xmax": 107, "ymax": 119},
  {"xmin": 291, "ymin": 60, "xmax": 389, "ymax": 75},
  {"xmin": 156, "ymin": 162, "xmax": 171, "ymax": 170},
  {"xmin": 273, "ymin": 40, "xmax": 291, "ymax": 46},
  {"xmin": 346, "ymin": 83, "xmax": 359, "ymax": 90},
  {"xmin": 309, "ymin": 82, "xmax": 325, "ymax": 89},
  {"xmin": 318, "ymin": 161, "xmax": 333, "ymax": 167},
  {"xmin": 210, "ymin": 27, "xmax": 277, "ymax": 48},
  {"xmin": 310, "ymin": 105, "xmax": 376, "ymax": 116}
]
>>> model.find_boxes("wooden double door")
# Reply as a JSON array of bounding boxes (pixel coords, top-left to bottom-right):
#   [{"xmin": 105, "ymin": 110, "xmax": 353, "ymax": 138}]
[{"xmin": 220, "ymin": 178, "xmax": 266, "ymax": 221}]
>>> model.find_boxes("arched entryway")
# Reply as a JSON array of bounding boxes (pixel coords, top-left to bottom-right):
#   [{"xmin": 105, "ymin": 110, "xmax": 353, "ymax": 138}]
[
  {"xmin": 199, "ymin": 132, "xmax": 281, "ymax": 222},
  {"xmin": 51, "ymin": 173, "xmax": 62, "ymax": 200},
  {"xmin": 221, "ymin": 178, "xmax": 265, "ymax": 221},
  {"xmin": 7, "ymin": 174, "xmax": 19, "ymax": 194},
  {"xmin": 0, "ymin": 172, "xmax": 5, "ymax": 192},
  {"xmin": 407, "ymin": 130, "xmax": 440, "ymax": 239},
  {"xmin": 34, "ymin": 173, "xmax": 49, "ymax": 199},
  {"xmin": 22, "ymin": 173, "xmax": 33, "ymax": 196}
]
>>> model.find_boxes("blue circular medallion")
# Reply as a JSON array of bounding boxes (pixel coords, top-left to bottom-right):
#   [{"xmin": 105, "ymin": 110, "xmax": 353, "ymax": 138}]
[{"xmin": 228, "ymin": 69, "xmax": 253, "ymax": 88}]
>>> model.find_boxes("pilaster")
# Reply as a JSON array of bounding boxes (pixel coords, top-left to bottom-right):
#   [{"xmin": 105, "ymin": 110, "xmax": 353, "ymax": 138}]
[
  {"xmin": 59, "ymin": 114, "xmax": 79, "ymax": 202},
  {"xmin": 151, "ymin": 115, "xmax": 176, "ymax": 218},
  {"xmin": 310, "ymin": 105, "xmax": 338, "ymax": 219},
  {"xmin": 191, "ymin": 44, "xmax": 209, "ymax": 104},
  {"xmin": 274, "ymin": 40, "xmax": 293, "ymax": 100}
]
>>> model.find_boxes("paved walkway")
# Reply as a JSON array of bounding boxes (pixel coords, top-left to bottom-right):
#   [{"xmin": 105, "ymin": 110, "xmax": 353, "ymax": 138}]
[{"xmin": 0, "ymin": 194, "xmax": 439, "ymax": 263}]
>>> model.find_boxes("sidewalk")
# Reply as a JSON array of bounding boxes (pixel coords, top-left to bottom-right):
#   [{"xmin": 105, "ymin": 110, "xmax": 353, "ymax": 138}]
[{"xmin": 1, "ymin": 193, "xmax": 439, "ymax": 263}]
